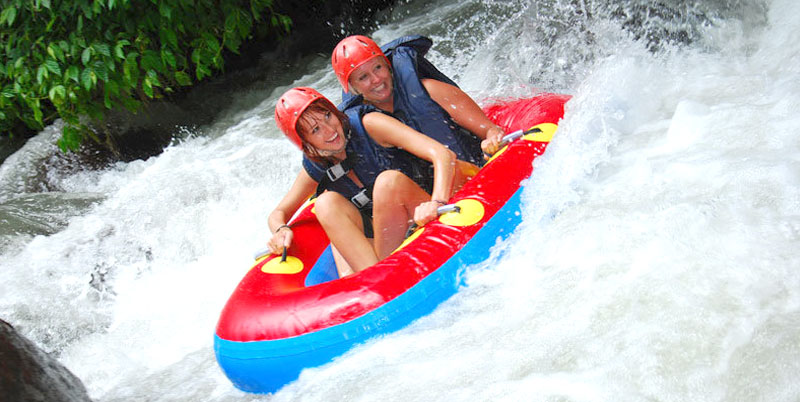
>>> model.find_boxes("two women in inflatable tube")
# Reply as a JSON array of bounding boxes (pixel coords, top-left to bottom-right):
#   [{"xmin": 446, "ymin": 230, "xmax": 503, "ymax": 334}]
[{"xmin": 214, "ymin": 34, "xmax": 570, "ymax": 393}]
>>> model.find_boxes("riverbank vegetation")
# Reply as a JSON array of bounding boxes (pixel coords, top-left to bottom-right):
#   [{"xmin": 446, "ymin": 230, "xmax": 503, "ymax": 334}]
[{"xmin": 1, "ymin": 0, "xmax": 291, "ymax": 151}]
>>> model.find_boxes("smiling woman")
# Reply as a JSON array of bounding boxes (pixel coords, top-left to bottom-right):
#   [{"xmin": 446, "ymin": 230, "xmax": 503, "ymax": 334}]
[
  {"xmin": 333, "ymin": 35, "xmax": 507, "ymax": 167},
  {"xmin": 300, "ymin": 107, "xmax": 345, "ymax": 149},
  {"xmin": 267, "ymin": 87, "xmax": 474, "ymax": 276}
]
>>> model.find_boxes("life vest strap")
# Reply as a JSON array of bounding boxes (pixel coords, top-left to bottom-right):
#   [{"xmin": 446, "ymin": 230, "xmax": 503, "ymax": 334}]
[
  {"xmin": 326, "ymin": 163, "xmax": 348, "ymax": 182},
  {"xmin": 350, "ymin": 188, "xmax": 371, "ymax": 209}
]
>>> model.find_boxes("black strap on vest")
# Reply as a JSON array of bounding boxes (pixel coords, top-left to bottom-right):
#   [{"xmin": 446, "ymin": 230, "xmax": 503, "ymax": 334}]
[{"xmin": 314, "ymin": 149, "xmax": 375, "ymax": 211}]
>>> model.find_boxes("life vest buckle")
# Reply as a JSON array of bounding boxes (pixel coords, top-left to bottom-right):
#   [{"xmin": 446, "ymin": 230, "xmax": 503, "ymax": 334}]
[
  {"xmin": 325, "ymin": 163, "xmax": 348, "ymax": 182},
  {"xmin": 350, "ymin": 189, "xmax": 371, "ymax": 209}
]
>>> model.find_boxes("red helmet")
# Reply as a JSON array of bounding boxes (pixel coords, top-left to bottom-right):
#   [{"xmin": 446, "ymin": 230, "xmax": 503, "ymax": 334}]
[
  {"xmin": 274, "ymin": 87, "xmax": 336, "ymax": 149},
  {"xmin": 331, "ymin": 35, "xmax": 389, "ymax": 93}
]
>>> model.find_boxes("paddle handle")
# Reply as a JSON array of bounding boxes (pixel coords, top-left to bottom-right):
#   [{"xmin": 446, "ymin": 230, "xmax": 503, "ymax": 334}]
[
  {"xmin": 405, "ymin": 203, "xmax": 461, "ymax": 238},
  {"xmin": 500, "ymin": 129, "xmax": 525, "ymax": 144},
  {"xmin": 253, "ymin": 246, "xmax": 287, "ymax": 261},
  {"xmin": 483, "ymin": 127, "xmax": 543, "ymax": 158}
]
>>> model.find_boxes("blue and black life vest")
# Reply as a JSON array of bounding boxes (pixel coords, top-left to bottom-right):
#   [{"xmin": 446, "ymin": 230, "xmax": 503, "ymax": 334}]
[
  {"xmin": 302, "ymin": 105, "xmax": 416, "ymax": 214},
  {"xmin": 340, "ymin": 35, "xmax": 484, "ymax": 167}
]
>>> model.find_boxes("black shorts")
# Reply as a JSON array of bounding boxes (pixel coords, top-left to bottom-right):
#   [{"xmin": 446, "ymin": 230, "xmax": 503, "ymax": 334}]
[{"xmin": 361, "ymin": 209, "xmax": 374, "ymax": 239}]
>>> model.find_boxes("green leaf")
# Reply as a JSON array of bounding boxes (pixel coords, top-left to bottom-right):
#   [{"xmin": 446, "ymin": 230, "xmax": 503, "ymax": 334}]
[
  {"xmin": 45, "ymin": 14, "xmax": 57, "ymax": 31},
  {"xmin": 158, "ymin": 3, "xmax": 172, "ymax": 20},
  {"xmin": 68, "ymin": 87, "xmax": 78, "ymax": 103},
  {"xmin": 114, "ymin": 40, "xmax": 130, "ymax": 59},
  {"xmin": 225, "ymin": 13, "xmax": 238, "ymax": 34},
  {"xmin": 141, "ymin": 50, "xmax": 162, "ymax": 72},
  {"xmin": 37, "ymin": 65, "xmax": 48, "ymax": 84},
  {"xmin": 146, "ymin": 70, "xmax": 160, "ymax": 87},
  {"xmin": 174, "ymin": 71, "xmax": 191, "ymax": 86},
  {"xmin": 32, "ymin": 102, "xmax": 43, "ymax": 125},
  {"xmin": 94, "ymin": 43, "xmax": 111, "ymax": 57},
  {"xmin": 59, "ymin": 125, "xmax": 83, "ymax": 152},
  {"xmin": 80, "ymin": 67, "xmax": 95, "ymax": 90},
  {"xmin": 1, "ymin": 7, "xmax": 17, "ymax": 27},
  {"xmin": 48, "ymin": 85, "xmax": 66, "ymax": 104},
  {"xmin": 92, "ymin": 61, "xmax": 109, "ymax": 82},
  {"xmin": 106, "ymin": 79, "xmax": 119, "ymax": 96},
  {"xmin": 280, "ymin": 15, "xmax": 292, "ymax": 32},
  {"xmin": 195, "ymin": 63, "xmax": 211, "ymax": 80},
  {"xmin": 66, "ymin": 65, "xmax": 80, "ymax": 83},
  {"xmin": 204, "ymin": 34, "xmax": 220, "ymax": 54},
  {"xmin": 161, "ymin": 49, "xmax": 176, "ymax": 69},
  {"xmin": 44, "ymin": 59, "xmax": 62, "ymax": 76},
  {"xmin": 81, "ymin": 47, "xmax": 92, "ymax": 65},
  {"xmin": 160, "ymin": 28, "xmax": 178, "ymax": 50},
  {"xmin": 142, "ymin": 77, "xmax": 153, "ymax": 98},
  {"xmin": 123, "ymin": 56, "xmax": 138, "ymax": 85},
  {"xmin": 1, "ymin": 87, "xmax": 15, "ymax": 98}
]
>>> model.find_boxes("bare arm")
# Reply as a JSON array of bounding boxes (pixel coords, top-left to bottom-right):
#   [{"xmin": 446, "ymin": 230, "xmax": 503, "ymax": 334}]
[
  {"xmin": 266, "ymin": 169, "xmax": 318, "ymax": 254},
  {"xmin": 362, "ymin": 111, "xmax": 456, "ymax": 204},
  {"xmin": 422, "ymin": 78, "xmax": 505, "ymax": 156}
]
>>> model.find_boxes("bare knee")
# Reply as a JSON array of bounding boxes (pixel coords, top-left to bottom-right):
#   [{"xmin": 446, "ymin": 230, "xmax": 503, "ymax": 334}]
[
  {"xmin": 315, "ymin": 191, "xmax": 348, "ymax": 222},
  {"xmin": 373, "ymin": 170, "xmax": 414, "ymax": 202}
]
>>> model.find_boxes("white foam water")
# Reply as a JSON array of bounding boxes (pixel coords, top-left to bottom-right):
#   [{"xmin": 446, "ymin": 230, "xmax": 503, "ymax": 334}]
[{"xmin": 1, "ymin": 0, "xmax": 798, "ymax": 400}]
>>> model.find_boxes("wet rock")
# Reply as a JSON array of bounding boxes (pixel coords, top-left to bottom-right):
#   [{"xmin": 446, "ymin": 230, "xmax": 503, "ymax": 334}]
[{"xmin": 0, "ymin": 319, "xmax": 92, "ymax": 402}]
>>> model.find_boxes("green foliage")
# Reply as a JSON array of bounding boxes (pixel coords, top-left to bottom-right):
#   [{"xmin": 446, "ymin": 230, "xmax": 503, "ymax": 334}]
[{"xmin": 0, "ymin": 0, "xmax": 291, "ymax": 151}]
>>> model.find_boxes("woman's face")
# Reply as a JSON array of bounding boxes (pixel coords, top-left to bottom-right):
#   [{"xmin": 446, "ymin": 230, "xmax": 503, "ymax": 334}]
[
  {"xmin": 298, "ymin": 107, "xmax": 346, "ymax": 154},
  {"xmin": 348, "ymin": 57, "xmax": 393, "ymax": 105}
]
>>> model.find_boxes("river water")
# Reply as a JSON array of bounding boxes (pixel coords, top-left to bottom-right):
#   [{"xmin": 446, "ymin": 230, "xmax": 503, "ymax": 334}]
[{"xmin": 2, "ymin": 0, "xmax": 799, "ymax": 401}]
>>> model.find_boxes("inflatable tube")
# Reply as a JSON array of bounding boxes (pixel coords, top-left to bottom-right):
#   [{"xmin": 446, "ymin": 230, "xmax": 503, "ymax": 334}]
[{"xmin": 214, "ymin": 93, "xmax": 570, "ymax": 393}]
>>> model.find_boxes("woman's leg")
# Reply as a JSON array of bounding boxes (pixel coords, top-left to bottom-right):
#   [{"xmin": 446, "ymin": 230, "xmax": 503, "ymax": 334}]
[
  {"xmin": 330, "ymin": 246, "xmax": 356, "ymax": 277},
  {"xmin": 314, "ymin": 191, "xmax": 378, "ymax": 273},
  {"xmin": 371, "ymin": 170, "xmax": 432, "ymax": 259},
  {"xmin": 454, "ymin": 160, "xmax": 480, "ymax": 189}
]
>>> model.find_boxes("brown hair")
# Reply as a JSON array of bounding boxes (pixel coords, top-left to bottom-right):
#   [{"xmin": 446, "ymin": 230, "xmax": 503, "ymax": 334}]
[{"xmin": 296, "ymin": 100, "xmax": 349, "ymax": 163}]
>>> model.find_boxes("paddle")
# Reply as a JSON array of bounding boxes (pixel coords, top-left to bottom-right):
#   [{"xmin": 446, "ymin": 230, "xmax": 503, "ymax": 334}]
[
  {"xmin": 253, "ymin": 246, "xmax": 287, "ymax": 262},
  {"xmin": 483, "ymin": 126, "xmax": 543, "ymax": 159},
  {"xmin": 404, "ymin": 203, "xmax": 462, "ymax": 238}
]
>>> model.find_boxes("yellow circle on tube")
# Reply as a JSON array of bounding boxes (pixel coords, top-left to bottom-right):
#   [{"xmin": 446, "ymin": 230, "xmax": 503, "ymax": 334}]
[
  {"xmin": 439, "ymin": 198, "xmax": 485, "ymax": 227},
  {"xmin": 261, "ymin": 256, "xmax": 304, "ymax": 274},
  {"xmin": 522, "ymin": 123, "xmax": 557, "ymax": 143}
]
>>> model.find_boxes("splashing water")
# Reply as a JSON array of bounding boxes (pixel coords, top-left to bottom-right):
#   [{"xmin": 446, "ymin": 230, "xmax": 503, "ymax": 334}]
[{"xmin": 1, "ymin": 0, "xmax": 798, "ymax": 401}]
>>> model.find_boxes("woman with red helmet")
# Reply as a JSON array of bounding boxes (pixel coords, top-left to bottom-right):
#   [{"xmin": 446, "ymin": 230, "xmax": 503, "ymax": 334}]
[
  {"xmin": 332, "ymin": 35, "xmax": 507, "ymax": 161},
  {"xmin": 267, "ymin": 87, "xmax": 476, "ymax": 276}
]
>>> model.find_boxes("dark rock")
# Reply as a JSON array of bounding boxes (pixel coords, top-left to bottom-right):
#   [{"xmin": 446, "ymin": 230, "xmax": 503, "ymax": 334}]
[{"xmin": 0, "ymin": 319, "xmax": 92, "ymax": 402}]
